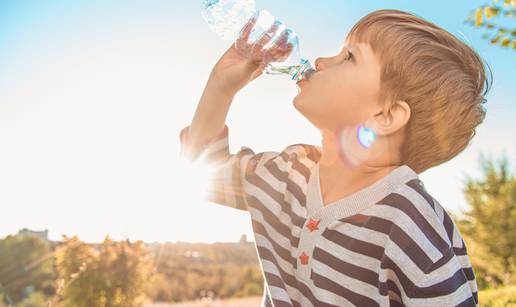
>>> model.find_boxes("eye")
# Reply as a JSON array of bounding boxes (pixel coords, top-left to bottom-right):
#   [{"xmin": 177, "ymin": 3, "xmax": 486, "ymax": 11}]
[{"xmin": 344, "ymin": 49, "xmax": 354, "ymax": 61}]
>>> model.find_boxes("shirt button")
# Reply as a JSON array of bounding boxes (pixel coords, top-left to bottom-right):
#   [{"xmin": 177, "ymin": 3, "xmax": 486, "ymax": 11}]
[
  {"xmin": 306, "ymin": 218, "xmax": 320, "ymax": 232},
  {"xmin": 299, "ymin": 251, "xmax": 309, "ymax": 265}
]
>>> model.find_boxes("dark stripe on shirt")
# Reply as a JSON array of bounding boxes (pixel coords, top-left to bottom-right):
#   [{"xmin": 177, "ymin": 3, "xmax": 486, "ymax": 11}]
[
  {"xmin": 377, "ymin": 193, "xmax": 451, "ymax": 255},
  {"xmin": 456, "ymin": 293, "xmax": 477, "ymax": 306},
  {"xmin": 406, "ymin": 180, "xmax": 457, "ymax": 256},
  {"xmin": 248, "ymin": 196, "xmax": 301, "ymax": 248},
  {"xmin": 265, "ymin": 161, "xmax": 307, "ymax": 223},
  {"xmin": 311, "ymin": 271, "xmax": 380, "ymax": 307},
  {"xmin": 295, "ymin": 144, "xmax": 321, "ymax": 163},
  {"xmin": 256, "ymin": 246, "xmax": 299, "ymax": 288},
  {"xmin": 252, "ymin": 219, "xmax": 298, "ymax": 268},
  {"xmin": 442, "ymin": 211, "xmax": 456, "ymax": 246},
  {"xmin": 232, "ymin": 150, "xmax": 251, "ymax": 210},
  {"xmin": 340, "ymin": 214, "xmax": 448, "ymax": 273},
  {"xmin": 313, "ymin": 246, "xmax": 379, "ymax": 287},
  {"xmin": 271, "ymin": 299, "xmax": 294, "ymax": 307},
  {"xmin": 277, "ymin": 151, "xmax": 311, "ymax": 183},
  {"xmin": 379, "ymin": 279, "xmax": 402, "ymax": 299},
  {"xmin": 322, "ymin": 226, "xmax": 469, "ymax": 297},
  {"xmin": 406, "ymin": 179, "xmax": 435, "ymax": 210},
  {"xmin": 381, "ymin": 256, "xmax": 469, "ymax": 298},
  {"xmin": 258, "ymin": 245, "xmax": 340, "ymax": 307},
  {"xmin": 246, "ymin": 169, "xmax": 306, "ymax": 229}
]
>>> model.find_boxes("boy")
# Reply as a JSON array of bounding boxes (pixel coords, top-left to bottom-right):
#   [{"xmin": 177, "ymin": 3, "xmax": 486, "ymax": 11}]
[{"xmin": 180, "ymin": 9, "xmax": 488, "ymax": 307}]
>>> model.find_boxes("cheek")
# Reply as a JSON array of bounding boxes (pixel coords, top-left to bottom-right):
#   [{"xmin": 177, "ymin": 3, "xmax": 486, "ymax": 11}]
[
  {"xmin": 323, "ymin": 79, "xmax": 365, "ymax": 121},
  {"xmin": 329, "ymin": 73, "xmax": 379, "ymax": 122},
  {"xmin": 293, "ymin": 71, "xmax": 378, "ymax": 127}
]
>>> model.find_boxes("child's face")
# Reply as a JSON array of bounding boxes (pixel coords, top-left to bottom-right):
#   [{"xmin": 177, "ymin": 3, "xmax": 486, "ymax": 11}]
[{"xmin": 293, "ymin": 39, "xmax": 382, "ymax": 132}]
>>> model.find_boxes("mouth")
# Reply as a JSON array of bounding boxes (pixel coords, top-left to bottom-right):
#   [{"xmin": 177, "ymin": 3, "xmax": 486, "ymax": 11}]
[
  {"xmin": 302, "ymin": 68, "xmax": 316, "ymax": 80},
  {"xmin": 295, "ymin": 68, "xmax": 315, "ymax": 86},
  {"xmin": 296, "ymin": 79, "xmax": 307, "ymax": 86}
]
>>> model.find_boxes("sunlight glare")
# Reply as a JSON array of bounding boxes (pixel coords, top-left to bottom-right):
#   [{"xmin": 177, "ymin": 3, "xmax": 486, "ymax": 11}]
[{"xmin": 174, "ymin": 153, "xmax": 218, "ymax": 206}]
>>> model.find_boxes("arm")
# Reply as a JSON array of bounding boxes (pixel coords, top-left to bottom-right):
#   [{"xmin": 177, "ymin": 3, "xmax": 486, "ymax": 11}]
[
  {"xmin": 180, "ymin": 19, "xmax": 293, "ymax": 210},
  {"xmin": 181, "ymin": 80, "xmax": 234, "ymax": 160},
  {"xmin": 180, "ymin": 124, "xmax": 260, "ymax": 211},
  {"xmin": 182, "ymin": 15, "xmax": 292, "ymax": 159},
  {"xmin": 384, "ymin": 219, "xmax": 478, "ymax": 306}
]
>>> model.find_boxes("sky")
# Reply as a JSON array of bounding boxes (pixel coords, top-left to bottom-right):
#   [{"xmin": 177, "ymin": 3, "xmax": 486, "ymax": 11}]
[{"xmin": 1, "ymin": 0, "xmax": 515, "ymax": 243}]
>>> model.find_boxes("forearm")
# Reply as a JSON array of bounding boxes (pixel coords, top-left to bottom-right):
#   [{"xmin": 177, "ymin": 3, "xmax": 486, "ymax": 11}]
[{"xmin": 186, "ymin": 80, "xmax": 235, "ymax": 153}]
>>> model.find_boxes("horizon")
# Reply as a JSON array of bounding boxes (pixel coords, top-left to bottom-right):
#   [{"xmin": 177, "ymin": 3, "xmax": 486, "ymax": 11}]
[
  {"xmin": 1, "ymin": 0, "xmax": 515, "ymax": 243},
  {"xmin": 5, "ymin": 227, "xmax": 255, "ymax": 244}
]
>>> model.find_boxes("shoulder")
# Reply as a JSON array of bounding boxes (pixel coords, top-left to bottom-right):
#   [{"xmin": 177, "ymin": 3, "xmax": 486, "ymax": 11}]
[
  {"xmin": 282, "ymin": 143, "xmax": 321, "ymax": 163},
  {"xmin": 398, "ymin": 178, "xmax": 463, "ymax": 252},
  {"xmin": 249, "ymin": 143, "xmax": 320, "ymax": 166},
  {"xmin": 276, "ymin": 143, "xmax": 321, "ymax": 178},
  {"xmin": 370, "ymin": 178, "xmax": 466, "ymax": 265},
  {"xmin": 244, "ymin": 143, "xmax": 320, "ymax": 183}
]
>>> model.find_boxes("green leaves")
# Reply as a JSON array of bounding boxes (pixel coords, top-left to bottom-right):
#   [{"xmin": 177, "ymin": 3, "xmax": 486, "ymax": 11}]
[
  {"xmin": 466, "ymin": 0, "xmax": 516, "ymax": 50},
  {"xmin": 476, "ymin": 7, "xmax": 484, "ymax": 27},
  {"xmin": 0, "ymin": 236, "xmax": 55, "ymax": 304},
  {"xmin": 461, "ymin": 155, "xmax": 516, "ymax": 287},
  {"xmin": 54, "ymin": 236, "xmax": 154, "ymax": 307},
  {"xmin": 485, "ymin": 6, "xmax": 501, "ymax": 19}
]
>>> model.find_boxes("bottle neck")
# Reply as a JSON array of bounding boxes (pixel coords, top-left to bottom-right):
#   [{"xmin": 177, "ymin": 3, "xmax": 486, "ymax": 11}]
[{"xmin": 265, "ymin": 58, "xmax": 314, "ymax": 81}]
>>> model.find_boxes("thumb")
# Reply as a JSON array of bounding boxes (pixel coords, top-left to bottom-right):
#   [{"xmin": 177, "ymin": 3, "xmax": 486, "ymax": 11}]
[{"xmin": 250, "ymin": 66, "xmax": 264, "ymax": 81}]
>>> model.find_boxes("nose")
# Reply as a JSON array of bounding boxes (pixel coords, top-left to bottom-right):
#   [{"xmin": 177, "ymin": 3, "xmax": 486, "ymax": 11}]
[
  {"xmin": 314, "ymin": 57, "xmax": 327, "ymax": 71},
  {"xmin": 314, "ymin": 58, "xmax": 322, "ymax": 71}
]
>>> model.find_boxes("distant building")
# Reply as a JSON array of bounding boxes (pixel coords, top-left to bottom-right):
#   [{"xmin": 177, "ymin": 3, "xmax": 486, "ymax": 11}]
[
  {"xmin": 184, "ymin": 250, "xmax": 201, "ymax": 258},
  {"xmin": 17, "ymin": 228, "xmax": 49, "ymax": 241},
  {"xmin": 239, "ymin": 234, "xmax": 249, "ymax": 244}
]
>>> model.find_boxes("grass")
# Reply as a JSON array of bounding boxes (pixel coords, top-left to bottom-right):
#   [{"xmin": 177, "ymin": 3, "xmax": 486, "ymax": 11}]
[
  {"xmin": 479, "ymin": 285, "xmax": 516, "ymax": 307},
  {"xmin": 145, "ymin": 296, "xmax": 262, "ymax": 307},
  {"xmin": 146, "ymin": 285, "xmax": 516, "ymax": 307}
]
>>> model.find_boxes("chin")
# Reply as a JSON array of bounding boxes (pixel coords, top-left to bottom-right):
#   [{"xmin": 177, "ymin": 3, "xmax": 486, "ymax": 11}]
[
  {"xmin": 292, "ymin": 97, "xmax": 304, "ymax": 116},
  {"xmin": 294, "ymin": 93, "xmax": 315, "ymax": 114},
  {"xmin": 293, "ymin": 97, "xmax": 319, "ymax": 126},
  {"xmin": 293, "ymin": 96, "xmax": 307, "ymax": 116}
]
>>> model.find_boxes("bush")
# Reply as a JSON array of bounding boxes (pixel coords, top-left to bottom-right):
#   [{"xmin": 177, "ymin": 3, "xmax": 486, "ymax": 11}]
[{"xmin": 479, "ymin": 285, "xmax": 516, "ymax": 307}]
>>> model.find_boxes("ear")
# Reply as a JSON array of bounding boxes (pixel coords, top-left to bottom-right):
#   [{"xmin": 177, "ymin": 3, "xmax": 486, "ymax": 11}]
[{"xmin": 367, "ymin": 100, "xmax": 411, "ymax": 136}]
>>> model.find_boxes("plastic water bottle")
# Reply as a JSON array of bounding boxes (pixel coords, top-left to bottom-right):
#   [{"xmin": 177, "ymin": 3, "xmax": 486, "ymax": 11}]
[{"xmin": 201, "ymin": 0, "xmax": 315, "ymax": 81}]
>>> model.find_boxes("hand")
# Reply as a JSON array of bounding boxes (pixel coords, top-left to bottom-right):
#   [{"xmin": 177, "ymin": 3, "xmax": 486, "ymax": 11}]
[{"xmin": 207, "ymin": 16, "xmax": 293, "ymax": 96}]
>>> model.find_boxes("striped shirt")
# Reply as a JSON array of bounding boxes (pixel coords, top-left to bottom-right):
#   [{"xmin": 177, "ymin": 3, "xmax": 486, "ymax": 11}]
[{"xmin": 179, "ymin": 125, "xmax": 478, "ymax": 307}]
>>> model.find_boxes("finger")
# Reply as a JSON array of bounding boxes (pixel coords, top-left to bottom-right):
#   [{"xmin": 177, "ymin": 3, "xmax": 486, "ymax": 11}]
[
  {"xmin": 250, "ymin": 67, "xmax": 263, "ymax": 82},
  {"xmin": 267, "ymin": 30, "xmax": 289, "ymax": 54},
  {"xmin": 280, "ymin": 44, "xmax": 294, "ymax": 62},
  {"xmin": 252, "ymin": 65, "xmax": 265, "ymax": 80},
  {"xmin": 237, "ymin": 15, "xmax": 258, "ymax": 45},
  {"xmin": 269, "ymin": 43, "xmax": 293, "ymax": 63},
  {"xmin": 251, "ymin": 21, "xmax": 280, "ymax": 53}
]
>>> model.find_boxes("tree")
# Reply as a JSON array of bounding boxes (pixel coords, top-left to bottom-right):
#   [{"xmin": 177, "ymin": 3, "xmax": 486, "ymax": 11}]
[
  {"xmin": 464, "ymin": 0, "xmax": 516, "ymax": 50},
  {"xmin": 0, "ymin": 236, "xmax": 55, "ymax": 304},
  {"xmin": 54, "ymin": 236, "xmax": 154, "ymax": 307},
  {"xmin": 460, "ymin": 155, "xmax": 516, "ymax": 287},
  {"xmin": 145, "ymin": 242, "xmax": 264, "ymax": 302}
]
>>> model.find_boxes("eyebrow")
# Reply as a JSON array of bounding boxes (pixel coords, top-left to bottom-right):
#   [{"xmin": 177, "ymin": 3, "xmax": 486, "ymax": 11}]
[
  {"xmin": 351, "ymin": 45, "xmax": 362, "ymax": 59},
  {"xmin": 349, "ymin": 45, "xmax": 362, "ymax": 57},
  {"xmin": 340, "ymin": 43, "xmax": 362, "ymax": 61}
]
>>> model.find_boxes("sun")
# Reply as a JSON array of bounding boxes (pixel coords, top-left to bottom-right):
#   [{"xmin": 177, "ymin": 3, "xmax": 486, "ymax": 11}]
[{"xmin": 174, "ymin": 152, "xmax": 218, "ymax": 205}]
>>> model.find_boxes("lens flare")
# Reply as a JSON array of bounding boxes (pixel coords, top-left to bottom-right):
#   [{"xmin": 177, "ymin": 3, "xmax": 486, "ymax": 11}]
[
  {"xmin": 336, "ymin": 125, "xmax": 378, "ymax": 168},
  {"xmin": 357, "ymin": 126, "xmax": 377, "ymax": 148},
  {"xmin": 175, "ymin": 153, "xmax": 217, "ymax": 205}
]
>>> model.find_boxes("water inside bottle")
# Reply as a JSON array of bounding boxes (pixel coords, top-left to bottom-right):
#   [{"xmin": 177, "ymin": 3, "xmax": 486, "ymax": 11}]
[
  {"xmin": 201, "ymin": 0, "xmax": 313, "ymax": 82},
  {"xmin": 265, "ymin": 58, "xmax": 315, "ymax": 81}
]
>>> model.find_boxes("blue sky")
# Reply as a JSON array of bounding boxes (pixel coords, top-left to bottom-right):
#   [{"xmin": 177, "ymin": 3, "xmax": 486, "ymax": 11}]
[{"xmin": 1, "ymin": 0, "xmax": 515, "ymax": 243}]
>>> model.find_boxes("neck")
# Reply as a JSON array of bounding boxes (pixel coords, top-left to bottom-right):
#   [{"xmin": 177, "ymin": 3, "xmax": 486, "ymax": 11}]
[{"xmin": 318, "ymin": 127, "xmax": 399, "ymax": 201}]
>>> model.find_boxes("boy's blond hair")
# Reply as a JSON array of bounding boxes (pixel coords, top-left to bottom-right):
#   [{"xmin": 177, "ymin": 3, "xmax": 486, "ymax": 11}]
[{"xmin": 347, "ymin": 9, "xmax": 492, "ymax": 173}]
